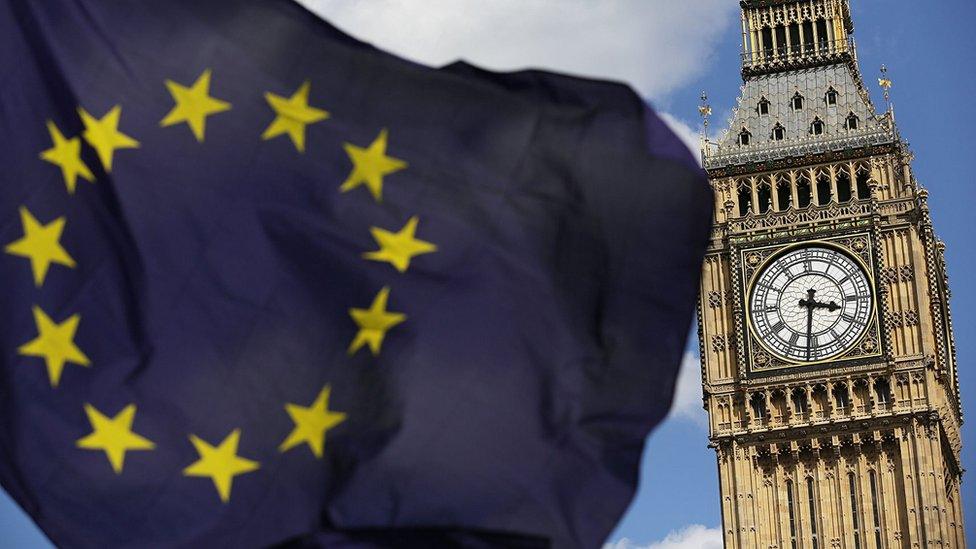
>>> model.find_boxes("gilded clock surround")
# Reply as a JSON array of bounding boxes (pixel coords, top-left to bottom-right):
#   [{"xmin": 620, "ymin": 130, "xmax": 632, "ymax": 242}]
[
  {"xmin": 696, "ymin": 0, "xmax": 965, "ymax": 546},
  {"xmin": 742, "ymin": 237, "xmax": 881, "ymax": 373}
]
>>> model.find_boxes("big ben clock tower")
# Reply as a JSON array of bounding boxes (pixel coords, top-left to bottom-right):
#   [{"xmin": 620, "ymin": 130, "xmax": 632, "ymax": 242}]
[{"xmin": 697, "ymin": 0, "xmax": 966, "ymax": 547}]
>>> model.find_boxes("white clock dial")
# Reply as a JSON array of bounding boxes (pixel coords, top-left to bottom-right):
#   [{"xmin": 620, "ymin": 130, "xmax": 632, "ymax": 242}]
[{"xmin": 748, "ymin": 245, "xmax": 873, "ymax": 363}]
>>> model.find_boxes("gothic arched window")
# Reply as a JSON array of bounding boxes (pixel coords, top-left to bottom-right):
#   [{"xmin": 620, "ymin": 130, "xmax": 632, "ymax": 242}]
[
  {"xmin": 807, "ymin": 478, "xmax": 821, "ymax": 549},
  {"xmin": 816, "ymin": 169, "xmax": 832, "ymax": 205},
  {"xmin": 791, "ymin": 92, "xmax": 804, "ymax": 111},
  {"xmin": 750, "ymin": 393, "xmax": 767, "ymax": 421},
  {"xmin": 825, "ymin": 87, "xmax": 838, "ymax": 105},
  {"xmin": 796, "ymin": 172, "xmax": 812, "ymax": 208},
  {"xmin": 849, "ymin": 473, "xmax": 863, "ymax": 549},
  {"xmin": 846, "ymin": 112, "xmax": 860, "ymax": 130},
  {"xmin": 856, "ymin": 164, "xmax": 872, "ymax": 199},
  {"xmin": 834, "ymin": 384, "xmax": 851, "ymax": 411},
  {"xmin": 758, "ymin": 96, "xmax": 770, "ymax": 116},
  {"xmin": 776, "ymin": 174, "xmax": 792, "ymax": 211},
  {"xmin": 869, "ymin": 471, "xmax": 883, "ymax": 548},
  {"xmin": 837, "ymin": 168, "xmax": 852, "ymax": 203},
  {"xmin": 738, "ymin": 128, "xmax": 752, "ymax": 146},
  {"xmin": 772, "ymin": 123, "xmax": 785, "ymax": 141},
  {"xmin": 756, "ymin": 177, "xmax": 772, "ymax": 214},
  {"xmin": 786, "ymin": 480, "xmax": 799, "ymax": 549},
  {"xmin": 816, "ymin": 19, "xmax": 830, "ymax": 51},
  {"xmin": 874, "ymin": 378, "xmax": 891, "ymax": 409},
  {"xmin": 791, "ymin": 388, "xmax": 808, "ymax": 415},
  {"xmin": 737, "ymin": 180, "xmax": 753, "ymax": 217},
  {"xmin": 811, "ymin": 117, "xmax": 825, "ymax": 136}
]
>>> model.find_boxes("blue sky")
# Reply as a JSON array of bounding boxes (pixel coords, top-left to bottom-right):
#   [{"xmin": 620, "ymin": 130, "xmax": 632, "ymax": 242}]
[{"xmin": 2, "ymin": 1, "xmax": 974, "ymax": 547}]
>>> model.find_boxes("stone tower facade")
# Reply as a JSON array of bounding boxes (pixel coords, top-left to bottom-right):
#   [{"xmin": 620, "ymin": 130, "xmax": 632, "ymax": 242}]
[{"xmin": 697, "ymin": 1, "xmax": 966, "ymax": 547}]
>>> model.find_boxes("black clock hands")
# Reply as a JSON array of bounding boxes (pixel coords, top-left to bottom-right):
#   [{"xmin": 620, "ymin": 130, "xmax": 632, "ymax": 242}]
[{"xmin": 798, "ymin": 288, "xmax": 840, "ymax": 361}]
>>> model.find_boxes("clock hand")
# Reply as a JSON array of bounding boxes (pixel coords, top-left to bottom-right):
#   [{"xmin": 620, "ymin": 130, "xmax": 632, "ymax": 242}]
[{"xmin": 799, "ymin": 288, "xmax": 817, "ymax": 361}]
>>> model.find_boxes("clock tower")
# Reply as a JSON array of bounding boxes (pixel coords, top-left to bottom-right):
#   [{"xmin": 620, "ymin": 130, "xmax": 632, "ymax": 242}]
[{"xmin": 697, "ymin": 0, "xmax": 966, "ymax": 547}]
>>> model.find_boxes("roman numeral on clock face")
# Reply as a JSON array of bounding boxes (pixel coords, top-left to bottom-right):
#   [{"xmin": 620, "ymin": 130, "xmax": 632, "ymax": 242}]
[{"xmin": 748, "ymin": 245, "xmax": 874, "ymax": 364}]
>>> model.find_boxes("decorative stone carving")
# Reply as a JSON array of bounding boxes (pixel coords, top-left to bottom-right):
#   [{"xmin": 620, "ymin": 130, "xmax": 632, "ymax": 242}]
[
  {"xmin": 905, "ymin": 310, "xmax": 920, "ymax": 327},
  {"xmin": 886, "ymin": 310, "xmax": 904, "ymax": 328},
  {"xmin": 880, "ymin": 266, "xmax": 898, "ymax": 284},
  {"xmin": 711, "ymin": 335, "xmax": 727, "ymax": 353},
  {"xmin": 697, "ymin": 4, "xmax": 965, "ymax": 546}
]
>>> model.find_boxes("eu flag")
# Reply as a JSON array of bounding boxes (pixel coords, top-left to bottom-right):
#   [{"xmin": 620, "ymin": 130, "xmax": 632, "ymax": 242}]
[{"xmin": 0, "ymin": 1, "xmax": 712, "ymax": 547}]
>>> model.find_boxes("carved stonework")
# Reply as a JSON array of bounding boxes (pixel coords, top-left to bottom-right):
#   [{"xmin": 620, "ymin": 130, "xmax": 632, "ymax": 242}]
[
  {"xmin": 880, "ymin": 266, "xmax": 898, "ymax": 284},
  {"xmin": 711, "ymin": 335, "xmax": 727, "ymax": 353},
  {"xmin": 905, "ymin": 310, "xmax": 920, "ymax": 327},
  {"xmin": 697, "ymin": 1, "xmax": 965, "ymax": 546},
  {"xmin": 886, "ymin": 310, "xmax": 904, "ymax": 328}
]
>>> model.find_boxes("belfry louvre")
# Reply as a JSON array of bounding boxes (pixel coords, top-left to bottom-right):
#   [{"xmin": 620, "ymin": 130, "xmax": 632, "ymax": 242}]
[{"xmin": 696, "ymin": 0, "xmax": 965, "ymax": 546}]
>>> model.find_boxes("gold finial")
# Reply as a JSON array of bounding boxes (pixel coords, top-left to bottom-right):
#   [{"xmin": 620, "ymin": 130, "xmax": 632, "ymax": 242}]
[
  {"xmin": 698, "ymin": 91, "xmax": 712, "ymax": 142},
  {"xmin": 879, "ymin": 64, "xmax": 893, "ymax": 111}
]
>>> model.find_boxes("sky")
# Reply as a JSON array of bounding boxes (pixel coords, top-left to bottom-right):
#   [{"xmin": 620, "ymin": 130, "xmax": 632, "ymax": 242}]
[{"xmin": 2, "ymin": 1, "xmax": 974, "ymax": 547}]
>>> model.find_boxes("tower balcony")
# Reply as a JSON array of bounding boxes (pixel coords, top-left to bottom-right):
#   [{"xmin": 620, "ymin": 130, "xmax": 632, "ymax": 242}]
[{"xmin": 741, "ymin": 37, "xmax": 857, "ymax": 77}]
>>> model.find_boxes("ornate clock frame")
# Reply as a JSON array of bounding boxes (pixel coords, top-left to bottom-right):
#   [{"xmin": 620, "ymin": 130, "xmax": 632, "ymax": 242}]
[{"xmin": 730, "ymin": 231, "xmax": 885, "ymax": 379}]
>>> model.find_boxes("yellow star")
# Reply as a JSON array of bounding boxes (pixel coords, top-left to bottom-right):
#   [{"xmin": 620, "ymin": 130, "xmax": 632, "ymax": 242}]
[
  {"xmin": 78, "ymin": 105, "xmax": 140, "ymax": 172},
  {"xmin": 348, "ymin": 286, "xmax": 406, "ymax": 356},
  {"xmin": 4, "ymin": 206, "xmax": 75, "ymax": 287},
  {"xmin": 183, "ymin": 429, "xmax": 260, "ymax": 503},
  {"xmin": 279, "ymin": 385, "xmax": 347, "ymax": 458},
  {"xmin": 160, "ymin": 69, "xmax": 232, "ymax": 142},
  {"xmin": 76, "ymin": 403, "xmax": 155, "ymax": 474},
  {"xmin": 340, "ymin": 129, "xmax": 408, "ymax": 202},
  {"xmin": 18, "ymin": 306, "xmax": 90, "ymax": 387},
  {"xmin": 261, "ymin": 81, "xmax": 329, "ymax": 152},
  {"xmin": 39, "ymin": 121, "xmax": 94, "ymax": 193},
  {"xmin": 363, "ymin": 216, "xmax": 437, "ymax": 273}
]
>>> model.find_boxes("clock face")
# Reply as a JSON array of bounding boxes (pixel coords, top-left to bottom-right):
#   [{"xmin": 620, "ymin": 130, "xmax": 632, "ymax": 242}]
[{"xmin": 748, "ymin": 245, "xmax": 873, "ymax": 363}]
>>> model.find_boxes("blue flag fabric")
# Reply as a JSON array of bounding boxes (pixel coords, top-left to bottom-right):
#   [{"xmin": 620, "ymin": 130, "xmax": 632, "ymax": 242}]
[{"xmin": 0, "ymin": 1, "xmax": 712, "ymax": 547}]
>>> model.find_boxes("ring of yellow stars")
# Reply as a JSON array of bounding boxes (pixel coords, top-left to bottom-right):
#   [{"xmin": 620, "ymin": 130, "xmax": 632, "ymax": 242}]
[
  {"xmin": 340, "ymin": 128, "xmax": 408, "ymax": 202},
  {"xmin": 17, "ymin": 306, "xmax": 90, "ymax": 387},
  {"xmin": 348, "ymin": 286, "xmax": 407, "ymax": 356},
  {"xmin": 160, "ymin": 69, "xmax": 232, "ymax": 142},
  {"xmin": 279, "ymin": 385, "xmax": 347, "ymax": 458},
  {"xmin": 363, "ymin": 216, "xmax": 437, "ymax": 273},
  {"xmin": 78, "ymin": 105, "xmax": 140, "ymax": 172},
  {"xmin": 39, "ymin": 121, "xmax": 94, "ymax": 193},
  {"xmin": 261, "ymin": 81, "xmax": 329, "ymax": 153},
  {"xmin": 183, "ymin": 429, "xmax": 260, "ymax": 503},
  {"xmin": 76, "ymin": 404, "xmax": 155, "ymax": 474},
  {"xmin": 4, "ymin": 206, "xmax": 75, "ymax": 287}
]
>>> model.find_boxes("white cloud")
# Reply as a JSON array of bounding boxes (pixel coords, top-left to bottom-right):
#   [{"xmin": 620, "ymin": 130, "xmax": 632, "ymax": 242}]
[
  {"xmin": 605, "ymin": 525, "xmax": 723, "ymax": 549},
  {"xmin": 296, "ymin": 0, "xmax": 736, "ymax": 101},
  {"xmin": 667, "ymin": 352, "xmax": 706, "ymax": 427}
]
